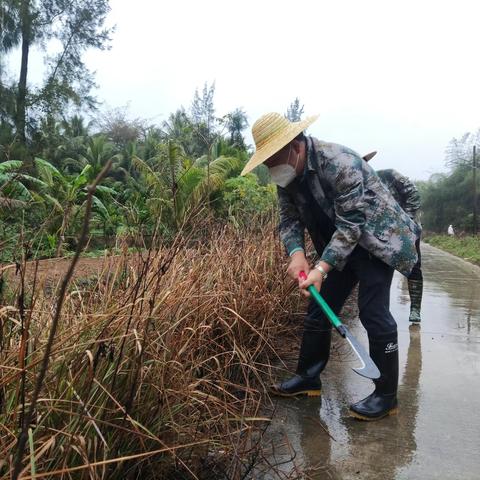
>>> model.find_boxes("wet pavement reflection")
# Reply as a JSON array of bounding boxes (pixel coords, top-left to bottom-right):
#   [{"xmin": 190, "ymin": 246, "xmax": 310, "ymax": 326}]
[{"xmin": 261, "ymin": 244, "xmax": 480, "ymax": 479}]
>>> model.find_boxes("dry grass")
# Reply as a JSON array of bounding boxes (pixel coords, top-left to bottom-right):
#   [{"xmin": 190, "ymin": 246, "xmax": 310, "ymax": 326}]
[{"xmin": 0, "ymin": 221, "xmax": 304, "ymax": 479}]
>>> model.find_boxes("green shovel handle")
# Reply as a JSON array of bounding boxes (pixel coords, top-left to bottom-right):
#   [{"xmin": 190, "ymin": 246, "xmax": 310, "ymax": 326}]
[{"xmin": 299, "ymin": 270, "xmax": 342, "ymax": 330}]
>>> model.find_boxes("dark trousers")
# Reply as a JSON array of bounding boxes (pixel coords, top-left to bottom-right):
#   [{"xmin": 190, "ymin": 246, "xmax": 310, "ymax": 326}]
[{"xmin": 305, "ymin": 247, "xmax": 396, "ymax": 341}]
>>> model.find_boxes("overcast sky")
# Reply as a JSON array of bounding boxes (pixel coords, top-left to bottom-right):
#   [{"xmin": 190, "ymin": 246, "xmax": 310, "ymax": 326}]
[{"xmin": 15, "ymin": 0, "xmax": 480, "ymax": 180}]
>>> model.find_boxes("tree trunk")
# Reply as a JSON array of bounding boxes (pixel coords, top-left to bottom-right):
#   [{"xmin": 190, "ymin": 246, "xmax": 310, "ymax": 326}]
[
  {"xmin": 56, "ymin": 207, "xmax": 71, "ymax": 257},
  {"xmin": 55, "ymin": 233, "xmax": 64, "ymax": 258},
  {"xmin": 15, "ymin": 0, "xmax": 31, "ymax": 144}
]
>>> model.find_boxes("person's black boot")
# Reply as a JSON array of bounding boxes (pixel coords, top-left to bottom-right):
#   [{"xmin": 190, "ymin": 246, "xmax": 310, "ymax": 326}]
[
  {"xmin": 271, "ymin": 328, "xmax": 331, "ymax": 397},
  {"xmin": 349, "ymin": 334, "xmax": 399, "ymax": 420},
  {"xmin": 408, "ymin": 278, "xmax": 423, "ymax": 323}
]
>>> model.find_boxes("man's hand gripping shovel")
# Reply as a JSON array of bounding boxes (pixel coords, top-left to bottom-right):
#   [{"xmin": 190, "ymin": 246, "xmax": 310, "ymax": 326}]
[{"xmin": 299, "ymin": 271, "xmax": 380, "ymax": 380}]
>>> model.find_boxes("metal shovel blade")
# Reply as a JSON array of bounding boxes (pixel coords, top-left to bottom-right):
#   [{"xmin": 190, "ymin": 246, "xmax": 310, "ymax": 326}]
[
  {"xmin": 343, "ymin": 325, "xmax": 380, "ymax": 379},
  {"xmin": 298, "ymin": 271, "xmax": 380, "ymax": 380}
]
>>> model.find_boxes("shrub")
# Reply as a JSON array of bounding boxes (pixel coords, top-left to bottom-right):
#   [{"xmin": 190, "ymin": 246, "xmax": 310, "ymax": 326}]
[{"xmin": 216, "ymin": 174, "xmax": 277, "ymax": 226}]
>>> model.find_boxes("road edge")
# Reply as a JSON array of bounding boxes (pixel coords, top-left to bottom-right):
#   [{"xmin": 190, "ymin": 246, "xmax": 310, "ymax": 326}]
[{"xmin": 421, "ymin": 241, "xmax": 480, "ymax": 275}]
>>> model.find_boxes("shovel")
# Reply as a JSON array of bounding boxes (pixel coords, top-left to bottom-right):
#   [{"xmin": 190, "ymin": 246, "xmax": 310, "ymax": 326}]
[{"xmin": 299, "ymin": 271, "xmax": 380, "ymax": 380}]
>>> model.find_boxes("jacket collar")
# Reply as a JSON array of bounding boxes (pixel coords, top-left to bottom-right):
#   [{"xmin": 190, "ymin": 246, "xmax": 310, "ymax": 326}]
[{"xmin": 302, "ymin": 136, "xmax": 335, "ymax": 218}]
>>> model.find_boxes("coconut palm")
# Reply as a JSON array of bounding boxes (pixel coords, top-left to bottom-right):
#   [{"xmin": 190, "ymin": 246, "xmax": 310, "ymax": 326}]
[
  {"xmin": 132, "ymin": 140, "xmax": 242, "ymax": 230},
  {"xmin": 224, "ymin": 108, "xmax": 248, "ymax": 148},
  {"xmin": 76, "ymin": 136, "xmax": 121, "ymax": 178},
  {"xmin": 162, "ymin": 108, "xmax": 194, "ymax": 157},
  {"xmin": 34, "ymin": 157, "xmax": 115, "ymax": 256},
  {"xmin": 61, "ymin": 135, "xmax": 121, "ymax": 181},
  {"xmin": 60, "ymin": 114, "xmax": 90, "ymax": 138}
]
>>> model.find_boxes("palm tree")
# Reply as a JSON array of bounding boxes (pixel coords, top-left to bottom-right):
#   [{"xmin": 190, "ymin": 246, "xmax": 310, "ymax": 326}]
[
  {"xmin": 61, "ymin": 135, "xmax": 121, "ymax": 182},
  {"xmin": 0, "ymin": 159, "xmax": 43, "ymax": 207},
  {"xmin": 34, "ymin": 157, "xmax": 114, "ymax": 256},
  {"xmin": 78, "ymin": 136, "xmax": 120, "ymax": 178},
  {"xmin": 224, "ymin": 108, "xmax": 248, "ymax": 148},
  {"xmin": 60, "ymin": 114, "xmax": 89, "ymax": 138},
  {"xmin": 162, "ymin": 108, "xmax": 194, "ymax": 156},
  {"xmin": 132, "ymin": 140, "xmax": 242, "ymax": 230}
]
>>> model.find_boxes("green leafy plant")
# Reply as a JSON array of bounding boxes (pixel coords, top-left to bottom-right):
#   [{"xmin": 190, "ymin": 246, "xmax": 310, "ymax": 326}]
[{"xmin": 216, "ymin": 174, "xmax": 277, "ymax": 226}]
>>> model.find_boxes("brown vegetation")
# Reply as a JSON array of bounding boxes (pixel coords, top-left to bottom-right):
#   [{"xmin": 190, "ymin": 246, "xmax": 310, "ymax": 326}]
[{"xmin": 0, "ymin": 222, "xmax": 304, "ymax": 479}]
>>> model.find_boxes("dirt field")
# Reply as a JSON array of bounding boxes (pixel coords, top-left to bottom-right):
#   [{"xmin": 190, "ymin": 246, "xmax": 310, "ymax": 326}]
[{"xmin": 1, "ymin": 254, "xmax": 123, "ymax": 291}]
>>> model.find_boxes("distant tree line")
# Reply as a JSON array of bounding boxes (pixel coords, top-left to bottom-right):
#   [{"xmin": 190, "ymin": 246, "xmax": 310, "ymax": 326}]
[
  {"xmin": 417, "ymin": 131, "xmax": 479, "ymax": 234},
  {"xmin": 0, "ymin": 1, "xmax": 287, "ymax": 262},
  {"xmin": 0, "ymin": 75, "xmax": 279, "ymax": 262}
]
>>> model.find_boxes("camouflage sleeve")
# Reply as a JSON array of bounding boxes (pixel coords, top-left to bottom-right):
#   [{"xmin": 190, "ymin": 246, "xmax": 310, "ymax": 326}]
[
  {"xmin": 277, "ymin": 186, "xmax": 305, "ymax": 255},
  {"xmin": 320, "ymin": 153, "xmax": 367, "ymax": 268},
  {"xmin": 391, "ymin": 169, "xmax": 421, "ymax": 219}
]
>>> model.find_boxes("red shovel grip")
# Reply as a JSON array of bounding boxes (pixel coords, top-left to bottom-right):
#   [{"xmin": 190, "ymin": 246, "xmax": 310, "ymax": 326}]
[{"xmin": 299, "ymin": 271, "xmax": 307, "ymax": 281}]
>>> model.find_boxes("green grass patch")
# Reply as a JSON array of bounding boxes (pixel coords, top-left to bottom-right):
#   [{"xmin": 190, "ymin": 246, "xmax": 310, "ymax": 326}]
[{"xmin": 424, "ymin": 235, "xmax": 480, "ymax": 266}]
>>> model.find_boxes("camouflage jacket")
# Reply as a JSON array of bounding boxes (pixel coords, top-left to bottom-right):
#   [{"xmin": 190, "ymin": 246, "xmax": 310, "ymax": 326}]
[
  {"xmin": 376, "ymin": 169, "xmax": 421, "ymax": 222},
  {"xmin": 278, "ymin": 137, "xmax": 421, "ymax": 276}
]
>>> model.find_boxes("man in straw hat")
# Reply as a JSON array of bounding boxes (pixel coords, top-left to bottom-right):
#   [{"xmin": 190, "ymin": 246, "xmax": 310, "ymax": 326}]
[{"xmin": 241, "ymin": 113, "xmax": 421, "ymax": 420}]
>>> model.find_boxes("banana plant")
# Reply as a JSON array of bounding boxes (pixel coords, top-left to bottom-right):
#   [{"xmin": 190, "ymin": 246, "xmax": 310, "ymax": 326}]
[{"xmin": 0, "ymin": 160, "xmax": 44, "ymax": 208}]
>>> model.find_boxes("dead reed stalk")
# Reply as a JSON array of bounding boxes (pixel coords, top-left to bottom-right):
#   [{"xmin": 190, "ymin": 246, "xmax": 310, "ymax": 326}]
[{"xmin": 0, "ymin": 214, "xmax": 304, "ymax": 479}]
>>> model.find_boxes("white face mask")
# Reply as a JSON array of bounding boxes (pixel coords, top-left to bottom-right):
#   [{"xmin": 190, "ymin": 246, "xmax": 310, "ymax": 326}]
[
  {"xmin": 269, "ymin": 163, "xmax": 298, "ymax": 188},
  {"xmin": 268, "ymin": 146, "xmax": 299, "ymax": 188}
]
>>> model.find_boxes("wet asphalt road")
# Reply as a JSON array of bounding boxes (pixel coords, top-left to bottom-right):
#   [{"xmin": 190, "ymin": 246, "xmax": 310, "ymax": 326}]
[{"xmin": 261, "ymin": 243, "xmax": 480, "ymax": 480}]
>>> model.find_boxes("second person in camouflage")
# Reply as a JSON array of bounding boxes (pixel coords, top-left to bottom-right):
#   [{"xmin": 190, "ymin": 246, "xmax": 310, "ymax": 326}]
[{"xmin": 363, "ymin": 154, "xmax": 423, "ymax": 323}]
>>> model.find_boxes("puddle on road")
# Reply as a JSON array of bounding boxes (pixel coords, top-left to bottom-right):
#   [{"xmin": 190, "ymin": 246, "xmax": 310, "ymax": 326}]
[{"xmin": 258, "ymin": 244, "xmax": 480, "ymax": 479}]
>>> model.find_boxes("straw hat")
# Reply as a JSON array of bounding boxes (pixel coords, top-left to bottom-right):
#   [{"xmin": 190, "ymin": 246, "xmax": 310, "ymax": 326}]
[{"xmin": 241, "ymin": 112, "xmax": 319, "ymax": 176}]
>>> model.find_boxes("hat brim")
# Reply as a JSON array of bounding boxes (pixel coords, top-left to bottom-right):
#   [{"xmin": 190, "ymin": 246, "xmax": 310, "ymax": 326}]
[{"xmin": 241, "ymin": 114, "xmax": 319, "ymax": 176}]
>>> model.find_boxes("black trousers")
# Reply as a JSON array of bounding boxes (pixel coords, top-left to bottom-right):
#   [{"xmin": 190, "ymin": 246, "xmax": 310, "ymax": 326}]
[{"xmin": 305, "ymin": 247, "xmax": 396, "ymax": 342}]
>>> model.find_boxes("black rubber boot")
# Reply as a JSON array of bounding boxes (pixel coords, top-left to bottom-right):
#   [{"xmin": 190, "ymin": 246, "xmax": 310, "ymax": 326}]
[
  {"xmin": 349, "ymin": 334, "xmax": 399, "ymax": 420},
  {"xmin": 270, "ymin": 329, "xmax": 331, "ymax": 397},
  {"xmin": 408, "ymin": 278, "xmax": 423, "ymax": 323}
]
